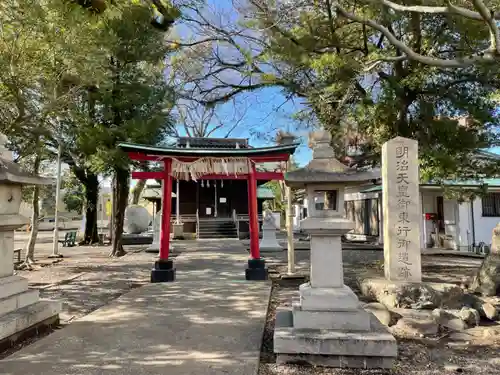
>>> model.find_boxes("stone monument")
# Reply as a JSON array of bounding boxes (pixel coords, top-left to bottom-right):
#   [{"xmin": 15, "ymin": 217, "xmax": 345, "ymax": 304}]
[
  {"xmin": 259, "ymin": 207, "xmax": 283, "ymax": 252},
  {"xmin": 0, "ymin": 134, "xmax": 61, "ymax": 346},
  {"xmin": 146, "ymin": 209, "xmax": 161, "ymax": 253},
  {"xmin": 274, "ymin": 130, "xmax": 397, "ymax": 368},
  {"xmin": 382, "ymin": 137, "xmax": 422, "ymax": 282}
]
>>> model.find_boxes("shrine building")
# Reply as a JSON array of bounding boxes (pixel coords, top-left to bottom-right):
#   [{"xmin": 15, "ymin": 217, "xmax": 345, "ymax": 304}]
[{"xmin": 119, "ymin": 135, "xmax": 298, "ymax": 282}]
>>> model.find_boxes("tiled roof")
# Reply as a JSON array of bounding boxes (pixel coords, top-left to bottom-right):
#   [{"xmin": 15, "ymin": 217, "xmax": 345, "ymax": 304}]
[
  {"xmin": 176, "ymin": 137, "xmax": 249, "ymax": 149},
  {"xmin": 119, "ymin": 142, "xmax": 299, "ymax": 158}
]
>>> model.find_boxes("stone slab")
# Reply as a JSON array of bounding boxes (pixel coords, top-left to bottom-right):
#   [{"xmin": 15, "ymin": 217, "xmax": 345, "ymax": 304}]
[
  {"xmin": 0, "ymin": 289, "xmax": 39, "ymax": 317},
  {"xmin": 292, "ymin": 303, "xmax": 371, "ymax": 331},
  {"xmin": 0, "ymin": 300, "xmax": 61, "ymax": 342},
  {"xmin": 299, "ymin": 283, "xmax": 360, "ymax": 311},
  {"xmin": 260, "ymin": 246, "xmax": 284, "ymax": 253},
  {"xmin": 274, "ymin": 309, "xmax": 397, "ymax": 358},
  {"xmin": 359, "ymin": 277, "xmax": 463, "ymax": 309},
  {"xmin": 276, "ymin": 354, "xmax": 395, "ymax": 369},
  {"xmin": 121, "ymin": 234, "xmax": 153, "ymax": 246},
  {"xmin": 382, "ymin": 137, "xmax": 422, "ymax": 282},
  {"xmin": 0, "ymin": 278, "xmax": 270, "ymax": 375},
  {"xmin": 0, "ymin": 276, "xmax": 29, "ymax": 300}
]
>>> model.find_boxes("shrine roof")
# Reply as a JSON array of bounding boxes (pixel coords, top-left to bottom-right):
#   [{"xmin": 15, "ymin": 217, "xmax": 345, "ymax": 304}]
[
  {"xmin": 119, "ymin": 142, "xmax": 300, "ymax": 158},
  {"xmin": 176, "ymin": 137, "xmax": 249, "ymax": 149}
]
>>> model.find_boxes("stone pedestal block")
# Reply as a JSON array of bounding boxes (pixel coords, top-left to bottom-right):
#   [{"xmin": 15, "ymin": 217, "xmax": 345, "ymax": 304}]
[
  {"xmin": 274, "ymin": 309, "xmax": 397, "ymax": 368},
  {"xmin": 146, "ymin": 209, "xmax": 161, "ymax": 253},
  {"xmin": 292, "ymin": 302, "xmax": 371, "ymax": 331},
  {"xmin": 173, "ymin": 223, "xmax": 184, "ymax": 239},
  {"xmin": 260, "ymin": 210, "xmax": 282, "ymax": 252},
  {"xmin": 299, "ymin": 283, "xmax": 360, "ymax": 311}
]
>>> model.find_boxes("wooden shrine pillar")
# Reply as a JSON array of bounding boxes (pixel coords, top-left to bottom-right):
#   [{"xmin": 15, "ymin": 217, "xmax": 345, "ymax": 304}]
[
  {"xmin": 151, "ymin": 158, "xmax": 176, "ymax": 282},
  {"xmin": 245, "ymin": 162, "xmax": 268, "ymax": 280}
]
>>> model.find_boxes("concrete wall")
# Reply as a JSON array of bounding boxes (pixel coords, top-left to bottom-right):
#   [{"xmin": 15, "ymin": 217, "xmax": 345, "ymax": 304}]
[{"xmin": 472, "ymin": 197, "xmax": 500, "ymax": 245}]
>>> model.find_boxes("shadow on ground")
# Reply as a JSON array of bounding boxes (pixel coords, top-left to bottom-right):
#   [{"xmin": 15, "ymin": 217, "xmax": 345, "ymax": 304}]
[{"xmin": 1, "ymin": 241, "xmax": 270, "ymax": 375}]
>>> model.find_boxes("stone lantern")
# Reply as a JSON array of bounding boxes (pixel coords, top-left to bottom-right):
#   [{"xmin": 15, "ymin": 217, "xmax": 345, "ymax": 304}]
[
  {"xmin": 0, "ymin": 135, "xmax": 61, "ymax": 346},
  {"xmin": 274, "ymin": 130, "xmax": 397, "ymax": 368}
]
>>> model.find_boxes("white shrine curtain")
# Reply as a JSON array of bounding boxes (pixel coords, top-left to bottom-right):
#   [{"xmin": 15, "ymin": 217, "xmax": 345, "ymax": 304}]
[{"xmin": 170, "ymin": 157, "xmax": 251, "ymax": 181}]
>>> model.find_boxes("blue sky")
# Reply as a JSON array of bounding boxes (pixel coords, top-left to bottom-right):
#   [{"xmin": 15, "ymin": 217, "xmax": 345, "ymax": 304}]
[
  {"xmin": 172, "ymin": 0, "xmax": 313, "ymax": 165},
  {"xmin": 173, "ymin": 0, "xmax": 500, "ymax": 165}
]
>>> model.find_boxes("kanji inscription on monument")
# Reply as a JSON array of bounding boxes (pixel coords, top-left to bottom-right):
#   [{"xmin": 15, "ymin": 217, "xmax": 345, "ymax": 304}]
[{"xmin": 382, "ymin": 137, "xmax": 422, "ymax": 282}]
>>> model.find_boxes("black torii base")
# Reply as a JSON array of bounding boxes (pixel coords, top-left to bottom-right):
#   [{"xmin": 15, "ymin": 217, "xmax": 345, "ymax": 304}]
[
  {"xmin": 151, "ymin": 259, "xmax": 176, "ymax": 283},
  {"xmin": 245, "ymin": 258, "xmax": 268, "ymax": 281}
]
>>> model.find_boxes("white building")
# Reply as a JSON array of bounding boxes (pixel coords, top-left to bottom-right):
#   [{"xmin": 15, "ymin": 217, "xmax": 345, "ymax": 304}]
[
  {"xmin": 292, "ymin": 176, "xmax": 500, "ymax": 252},
  {"xmin": 342, "ymin": 180, "xmax": 500, "ymax": 252}
]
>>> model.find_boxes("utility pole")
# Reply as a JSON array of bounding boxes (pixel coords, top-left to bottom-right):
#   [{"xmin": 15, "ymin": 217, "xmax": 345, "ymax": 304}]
[
  {"xmin": 286, "ymin": 184, "xmax": 295, "ymax": 274},
  {"xmin": 50, "ymin": 143, "xmax": 63, "ymax": 258}
]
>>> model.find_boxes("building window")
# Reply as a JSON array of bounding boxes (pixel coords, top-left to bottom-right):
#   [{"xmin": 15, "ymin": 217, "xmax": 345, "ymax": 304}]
[{"xmin": 482, "ymin": 193, "xmax": 500, "ymax": 216}]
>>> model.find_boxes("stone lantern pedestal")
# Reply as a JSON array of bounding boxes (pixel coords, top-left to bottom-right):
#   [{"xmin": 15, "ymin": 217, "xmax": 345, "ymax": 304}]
[
  {"xmin": 259, "ymin": 209, "xmax": 283, "ymax": 252},
  {"xmin": 146, "ymin": 209, "xmax": 161, "ymax": 253},
  {"xmin": 0, "ymin": 135, "xmax": 61, "ymax": 347},
  {"xmin": 273, "ymin": 130, "xmax": 397, "ymax": 368},
  {"xmin": 172, "ymin": 222, "xmax": 184, "ymax": 239}
]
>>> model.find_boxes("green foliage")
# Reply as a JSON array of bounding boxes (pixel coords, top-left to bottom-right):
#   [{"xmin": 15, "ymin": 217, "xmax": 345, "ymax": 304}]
[
  {"xmin": 62, "ymin": 2, "xmax": 176, "ymax": 175},
  {"xmin": 62, "ymin": 170, "xmax": 85, "ymax": 214},
  {"xmin": 0, "ymin": 0, "xmax": 177, "ymax": 171},
  {"xmin": 264, "ymin": 180, "xmax": 284, "ymax": 212},
  {"xmin": 239, "ymin": 0, "xmax": 500, "ymax": 183}
]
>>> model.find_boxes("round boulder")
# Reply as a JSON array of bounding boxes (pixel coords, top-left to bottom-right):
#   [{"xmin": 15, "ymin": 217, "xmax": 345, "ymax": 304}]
[
  {"xmin": 482, "ymin": 302, "xmax": 499, "ymax": 321},
  {"xmin": 363, "ymin": 302, "xmax": 393, "ymax": 326},
  {"xmin": 460, "ymin": 307, "xmax": 480, "ymax": 327},
  {"xmin": 441, "ymin": 318, "xmax": 467, "ymax": 332},
  {"xmin": 393, "ymin": 317, "xmax": 439, "ymax": 336},
  {"xmin": 124, "ymin": 205, "xmax": 151, "ymax": 234}
]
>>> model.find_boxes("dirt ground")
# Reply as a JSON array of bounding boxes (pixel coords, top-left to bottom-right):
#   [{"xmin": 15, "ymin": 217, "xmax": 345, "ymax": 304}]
[
  {"xmin": 260, "ymin": 251, "xmax": 500, "ymax": 375},
  {"xmin": 3, "ymin": 244, "xmax": 500, "ymax": 373},
  {"xmin": 1, "ymin": 244, "xmax": 156, "ymax": 360}
]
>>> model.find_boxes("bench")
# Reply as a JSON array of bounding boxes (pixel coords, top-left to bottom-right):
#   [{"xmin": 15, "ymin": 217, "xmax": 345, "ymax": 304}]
[{"xmin": 59, "ymin": 231, "xmax": 77, "ymax": 247}]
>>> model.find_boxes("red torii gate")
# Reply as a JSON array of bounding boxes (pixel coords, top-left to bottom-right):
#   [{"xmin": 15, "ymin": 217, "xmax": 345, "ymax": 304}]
[{"xmin": 119, "ymin": 142, "xmax": 298, "ymax": 282}]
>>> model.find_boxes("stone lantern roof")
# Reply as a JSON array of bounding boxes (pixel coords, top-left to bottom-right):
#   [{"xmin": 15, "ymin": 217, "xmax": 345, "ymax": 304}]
[
  {"xmin": 285, "ymin": 130, "xmax": 376, "ymax": 187},
  {"xmin": 0, "ymin": 134, "xmax": 53, "ymax": 186}
]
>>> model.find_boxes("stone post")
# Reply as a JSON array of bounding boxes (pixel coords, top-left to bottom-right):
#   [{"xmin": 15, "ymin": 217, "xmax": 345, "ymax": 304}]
[{"xmin": 382, "ymin": 137, "xmax": 422, "ymax": 282}]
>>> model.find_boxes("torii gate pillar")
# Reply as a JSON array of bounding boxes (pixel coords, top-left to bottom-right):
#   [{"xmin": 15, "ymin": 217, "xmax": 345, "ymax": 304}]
[
  {"xmin": 245, "ymin": 163, "xmax": 268, "ymax": 280},
  {"xmin": 151, "ymin": 158, "xmax": 176, "ymax": 282}
]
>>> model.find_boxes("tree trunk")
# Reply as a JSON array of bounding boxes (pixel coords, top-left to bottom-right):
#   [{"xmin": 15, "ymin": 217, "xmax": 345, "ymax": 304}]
[
  {"xmin": 24, "ymin": 155, "xmax": 41, "ymax": 267},
  {"xmin": 110, "ymin": 167, "xmax": 129, "ymax": 257},
  {"xmin": 70, "ymin": 165, "xmax": 100, "ymax": 244},
  {"xmin": 131, "ymin": 179, "xmax": 146, "ymax": 205},
  {"xmin": 83, "ymin": 172, "xmax": 99, "ymax": 244}
]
